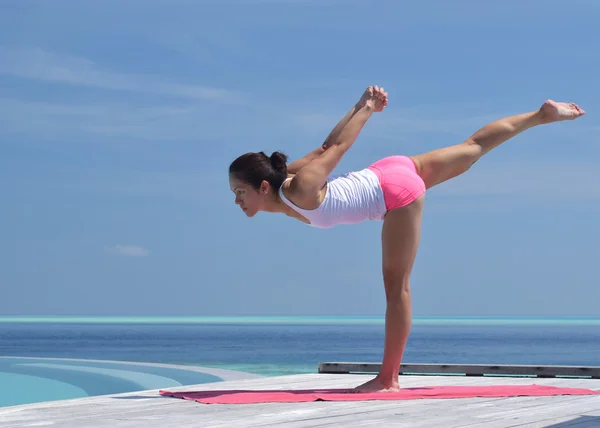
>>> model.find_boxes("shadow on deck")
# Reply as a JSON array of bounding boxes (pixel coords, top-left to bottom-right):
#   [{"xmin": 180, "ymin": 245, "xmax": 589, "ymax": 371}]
[{"xmin": 545, "ymin": 415, "xmax": 600, "ymax": 427}]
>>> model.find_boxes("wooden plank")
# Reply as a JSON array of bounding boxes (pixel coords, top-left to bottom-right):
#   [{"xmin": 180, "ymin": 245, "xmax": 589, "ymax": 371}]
[
  {"xmin": 318, "ymin": 363, "xmax": 600, "ymax": 378},
  {"xmin": 260, "ymin": 393, "xmax": 600, "ymax": 428},
  {"xmin": 229, "ymin": 395, "xmax": 600, "ymax": 428},
  {"xmin": 465, "ymin": 398, "xmax": 600, "ymax": 428}
]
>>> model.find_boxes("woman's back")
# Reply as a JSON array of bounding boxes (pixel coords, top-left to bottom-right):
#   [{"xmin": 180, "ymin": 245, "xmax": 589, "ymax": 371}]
[{"xmin": 279, "ymin": 168, "xmax": 387, "ymax": 228}]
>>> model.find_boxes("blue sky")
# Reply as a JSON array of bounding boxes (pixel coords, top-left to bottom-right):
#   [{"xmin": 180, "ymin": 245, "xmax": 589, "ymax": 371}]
[{"xmin": 1, "ymin": 0, "xmax": 599, "ymax": 317}]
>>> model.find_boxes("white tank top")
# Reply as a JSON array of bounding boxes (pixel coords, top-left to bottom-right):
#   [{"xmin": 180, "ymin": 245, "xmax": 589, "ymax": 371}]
[{"xmin": 278, "ymin": 168, "xmax": 386, "ymax": 228}]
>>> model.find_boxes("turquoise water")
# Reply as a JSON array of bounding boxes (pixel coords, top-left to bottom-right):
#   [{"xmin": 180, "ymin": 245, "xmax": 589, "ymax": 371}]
[
  {"xmin": 0, "ymin": 372, "xmax": 87, "ymax": 408},
  {"xmin": 0, "ymin": 357, "xmax": 223, "ymax": 408}
]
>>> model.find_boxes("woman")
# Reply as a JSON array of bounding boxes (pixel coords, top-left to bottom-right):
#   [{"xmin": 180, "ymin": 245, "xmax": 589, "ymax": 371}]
[{"xmin": 228, "ymin": 86, "xmax": 585, "ymax": 392}]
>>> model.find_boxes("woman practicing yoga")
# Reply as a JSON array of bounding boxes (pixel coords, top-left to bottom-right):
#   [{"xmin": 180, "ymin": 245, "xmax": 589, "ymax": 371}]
[{"xmin": 228, "ymin": 85, "xmax": 585, "ymax": 393}]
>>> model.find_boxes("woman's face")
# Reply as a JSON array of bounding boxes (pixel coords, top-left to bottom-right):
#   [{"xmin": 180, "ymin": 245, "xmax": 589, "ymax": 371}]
[{"xmin": 229, "ymin": 175, "xmax": 269, "ymax": 217}]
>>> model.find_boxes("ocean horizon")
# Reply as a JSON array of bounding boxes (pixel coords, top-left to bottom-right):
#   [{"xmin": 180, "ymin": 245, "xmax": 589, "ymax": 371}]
[{"xmin": 1, "ymin": 315, "xmax": 600, "ymax": 325}]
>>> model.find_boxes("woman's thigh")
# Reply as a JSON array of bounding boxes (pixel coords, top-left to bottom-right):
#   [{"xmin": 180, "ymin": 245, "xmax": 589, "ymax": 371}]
[{"xmin": 381, "ymin": 194, "xmax": 425, "ymax": 298}]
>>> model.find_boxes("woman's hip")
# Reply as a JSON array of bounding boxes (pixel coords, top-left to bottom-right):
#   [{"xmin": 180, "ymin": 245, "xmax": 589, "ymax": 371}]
[{"xmin": 367, "ymin": 155, "xmax": 426, "ymax": 211}]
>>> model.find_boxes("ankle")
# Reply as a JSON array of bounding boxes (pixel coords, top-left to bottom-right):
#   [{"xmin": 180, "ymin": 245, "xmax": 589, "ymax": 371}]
[{"xmin": 376, "ymin": 373, "xmax": 399, "ymax": 387}]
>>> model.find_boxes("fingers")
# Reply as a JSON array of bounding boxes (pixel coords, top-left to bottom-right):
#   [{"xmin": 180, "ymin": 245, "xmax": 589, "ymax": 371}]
[
  {"xmin": 375, "ymin": 86, "xmax": 388, "ymax": 106},
  {"xmin": 374, "ymin": 86, "xmax": 388, "ymax": 99},
  {"xmin": 364, "ymin": 84, "xmax": 389, "ymax": 111},
  {"xmin": 365, "ymin": 85, "xmax": 387, "ymax": 98}
]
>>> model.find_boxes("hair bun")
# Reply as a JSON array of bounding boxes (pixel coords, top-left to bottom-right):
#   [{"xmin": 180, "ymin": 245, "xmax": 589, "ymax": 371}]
[{"xmin": 269, "ymin": 151, "xmax": 288, "ymax": 174}]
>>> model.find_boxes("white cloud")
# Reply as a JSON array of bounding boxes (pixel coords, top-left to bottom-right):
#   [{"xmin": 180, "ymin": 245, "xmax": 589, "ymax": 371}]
[
  {"xmin": 105, "ymin": 245, "xmax": 149, "ymax": 257},
  {"xmin": 0, "ymin": 98, "xmax": 239, "ymax": 141},
  {"xmin": 0, "ymin": 46, "xmax": 242, "ymax": 104},
  {"xmin": 0, "ymin": 97, "xmax": 313, "ymax": 142}
]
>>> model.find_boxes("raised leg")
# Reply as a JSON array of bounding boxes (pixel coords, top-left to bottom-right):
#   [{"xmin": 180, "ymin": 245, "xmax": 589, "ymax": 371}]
[
  {"xmin": 411, "ymin": 100, "xmax": 586, "ymax": 189},
  {"xmin": 353, "ymin": 194, "xmax": 425, "ymax": 393}
]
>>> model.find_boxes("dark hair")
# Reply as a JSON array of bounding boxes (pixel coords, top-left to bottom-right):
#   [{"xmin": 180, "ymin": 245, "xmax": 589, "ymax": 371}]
[{"xmin": 229, "ymin": 151, "xmax": 288, "ymax": 191}]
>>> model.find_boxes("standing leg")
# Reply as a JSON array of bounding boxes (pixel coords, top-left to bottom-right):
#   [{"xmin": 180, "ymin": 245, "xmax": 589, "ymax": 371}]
[
  {"xmin": 353, "ymin": 194, "xmax": 425, "ymax": 393},
  {"xmin": 411, "ymin": 100, "xmax": 586, "ymax": 189}
]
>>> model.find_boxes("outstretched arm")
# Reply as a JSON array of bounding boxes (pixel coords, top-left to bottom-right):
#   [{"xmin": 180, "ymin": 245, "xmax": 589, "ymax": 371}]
[
  {"xmin": 286, "ymin": 102, "xmax": 362, "ymax": 174},
  {"xmin": 322, "ymin": 102, "xmax": 363, "ymax": 150},
  {"xmin": 286, "ymin": 146, "xmax": 326, "ymax": 175},
  {"xmin": 291, "ymin": 85, "xmax": 387, "ymax": 195}
]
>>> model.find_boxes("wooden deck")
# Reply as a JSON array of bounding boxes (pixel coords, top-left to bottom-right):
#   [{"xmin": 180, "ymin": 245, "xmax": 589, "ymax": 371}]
[{"xmin": 1, "ymin": 364, "xmax": 600, "ymax": 427}]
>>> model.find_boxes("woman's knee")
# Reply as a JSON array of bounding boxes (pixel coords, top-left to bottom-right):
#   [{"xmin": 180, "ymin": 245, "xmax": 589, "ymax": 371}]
[
  {"xmin": 412, "ymin": 141, "xmax": 482, "ymax": 188},
  {"xmin": 382, "ymin": 269, "xmax": 411, "ymax": 300}
]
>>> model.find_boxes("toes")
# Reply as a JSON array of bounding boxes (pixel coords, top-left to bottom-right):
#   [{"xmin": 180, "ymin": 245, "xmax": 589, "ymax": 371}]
[{"xmin": 570, "ymin": 103, "xmax": 585, "ymax": 115}]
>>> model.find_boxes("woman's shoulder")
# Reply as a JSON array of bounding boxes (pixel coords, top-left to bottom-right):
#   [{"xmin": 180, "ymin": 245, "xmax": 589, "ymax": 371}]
[
  {"xmin": 279, "ymin": 174, "xmax": 294, "ymax": 195},
  {"xmin": 281, "ymin": 173, "xmax": 327, "ymax": 209}
]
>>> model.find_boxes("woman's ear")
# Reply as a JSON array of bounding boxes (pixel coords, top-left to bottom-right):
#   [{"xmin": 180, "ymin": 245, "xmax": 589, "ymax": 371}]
[{"xmin": 260, "ymin": 180, "xmax": 270, "ymax": 194}]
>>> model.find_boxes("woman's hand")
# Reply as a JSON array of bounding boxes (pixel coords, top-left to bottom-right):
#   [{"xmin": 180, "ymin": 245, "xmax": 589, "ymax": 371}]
[{"xmin": 359, "ymin": 85, "xmax": 388, "ymax": 112}]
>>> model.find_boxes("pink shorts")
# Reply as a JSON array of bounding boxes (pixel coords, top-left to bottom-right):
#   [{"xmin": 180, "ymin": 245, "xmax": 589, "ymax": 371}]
[{"xmin": 367, "ymin": 156, "xmax": 426, "ymax": 211}]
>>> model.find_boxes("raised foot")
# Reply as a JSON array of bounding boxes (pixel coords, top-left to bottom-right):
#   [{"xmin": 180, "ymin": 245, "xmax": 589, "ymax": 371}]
[
  {"xmin": 352, "ymin": 377, "xmax": 400, "ymax": 393},
  {"xmin": 540, "ymin": 100, "xmax": 586, "ymax": 124}
]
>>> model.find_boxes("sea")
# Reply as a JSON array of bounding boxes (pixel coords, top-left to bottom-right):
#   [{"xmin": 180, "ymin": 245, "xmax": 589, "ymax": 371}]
[{"xmin": 1, "ymin": 316, "xmax": 599, "ymax": 408}]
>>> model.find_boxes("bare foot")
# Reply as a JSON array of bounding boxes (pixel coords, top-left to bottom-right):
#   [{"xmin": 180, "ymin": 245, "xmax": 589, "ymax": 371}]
[
  {"xmin": 539, "ymin": 100, "xmax": 585, "ymax": 124},
  {"xmin": 352, "ymin": 377, "xmax": 400, "ymax": 393}
]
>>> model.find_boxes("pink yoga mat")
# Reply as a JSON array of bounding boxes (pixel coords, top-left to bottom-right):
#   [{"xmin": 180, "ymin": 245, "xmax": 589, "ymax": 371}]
[{"xmin": 159, "ymin": 384, "xmax": 600, "ymax": 405}]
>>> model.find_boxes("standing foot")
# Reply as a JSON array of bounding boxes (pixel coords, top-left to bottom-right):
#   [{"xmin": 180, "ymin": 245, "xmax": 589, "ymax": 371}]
[
  {"xmin": 540, "ymin": 100, "xmax": 585, "ymax": 124},
  {"xmin": 352, "ymin": 376, "xmax": 400, "ymax": 393}
]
